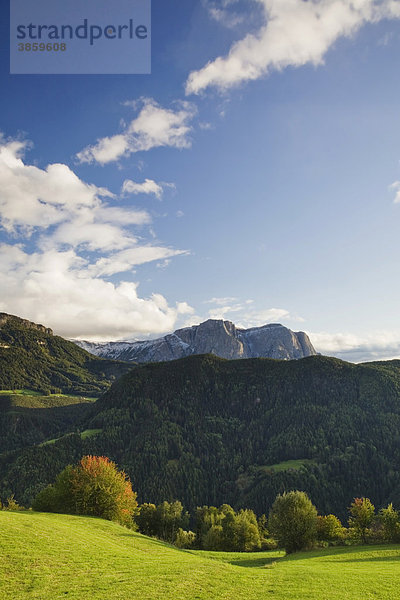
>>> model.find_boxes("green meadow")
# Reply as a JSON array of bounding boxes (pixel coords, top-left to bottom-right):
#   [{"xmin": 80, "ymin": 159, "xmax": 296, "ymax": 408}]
[
  {"xmin": 1, "ymin": 511, "xmax": 400, "ymax": 600},
  {"xmin": 0, "ymin": 389, "xmax": 96, "ymax": 409}
]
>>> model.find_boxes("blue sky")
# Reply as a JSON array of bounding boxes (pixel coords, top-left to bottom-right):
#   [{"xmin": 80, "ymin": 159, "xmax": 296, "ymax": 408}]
[{"xmin": 2, "ymin": 0, "xmax": 400, "ymax": 362}]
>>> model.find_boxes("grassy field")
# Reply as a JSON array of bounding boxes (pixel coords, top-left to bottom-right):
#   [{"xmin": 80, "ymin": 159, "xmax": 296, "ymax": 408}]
[
  {"xmin": 237, "ymin": 459, "xmax": 315, "ymax": 491},
  {"xmin": 80, "ymin": 428, "xmax": 103, "ymax": 440},
  {"xmin": 1, "ymin": 511, "xmax": 400, "ymax": 599},
  {"xmin": 0, "ymin": 389, "xmax": 96, "ymax": 409},
  {"xmin": 0, "ymin": 389, "xmax": 43, "ymax": 396},
  {"xmin": 264, "ymin": 458, "xmax": 315, "ymax": 472},
  {"xmin": 39, "ymin": 429, "xmax": 103, "ymax": 447}
]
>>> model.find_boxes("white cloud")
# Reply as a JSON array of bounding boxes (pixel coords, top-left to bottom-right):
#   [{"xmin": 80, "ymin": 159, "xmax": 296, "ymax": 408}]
[
  {"xmin": 198, "ymin": 121, "xmax": 214, "ymax": 130},
  {"xmin": 0, "ymin": 136, "xmax": 114, "ymax": 234},
  {"xmin": 311, "ymin": 330, "xmax": 400, "ymax": 362},
  {"xmin": 204, "ymin": 297, "xmax": 303, "ymax": 327},
  {"xmin": 208, "ymin": 7, "xmax": 243, "ymax": 27},
  {"xmin": 0, "ymin": 136, "xmax": 191, "ymax": 340},
  {"xmin": 205, "ymin": 296, "xmax": 239, "ymax": 305},
  {"xmin": 186, "ymin": 0, "xmax": 400, "ymax": 94},
  {"xmin": 0, "ymin": 244, "xmax": 193, "ymax": 341},
  {"xmin": 47, "ymin": 221, "xmax": 136, "ymax": 252},
  {"xmin": 77, "ymin": 134, "xmax": 129, "ymax": 165},
  {"xmin": 0, "ymin": 135, "xmax": 150, "ymax": 252},
  {"xmin": 390, "ymin": 180, "xmax": 400, "ymax": 203},
  {"xmin": 89, "ymin": 246, "xmax": 188, "ymax": 277},
  {"xmin": 205, "ymin": 0, "xmax": 246, "ymax": 28},
  {"xmin": 122, "ymin": 178, "xmax": 165, "ymax": 199},
  {"xmin": 77, "ymin": 98, "xmax": 197, "ymax": 165}
]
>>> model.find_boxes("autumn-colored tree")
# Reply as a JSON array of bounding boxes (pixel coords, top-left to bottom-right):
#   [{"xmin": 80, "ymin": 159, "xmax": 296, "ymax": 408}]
[
  {"xmin": 33, "ymin": 455, "xmax": 137, "ymax": 528},
  {"xmin": 348, "ymin": 497, "xmax": 375, "ymax": 543}
]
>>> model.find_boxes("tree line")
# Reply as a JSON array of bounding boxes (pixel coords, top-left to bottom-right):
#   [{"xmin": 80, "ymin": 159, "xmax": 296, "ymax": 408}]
[{"xmin": 8, "ymin": 455, "xmax": 400, "ymax": 555}]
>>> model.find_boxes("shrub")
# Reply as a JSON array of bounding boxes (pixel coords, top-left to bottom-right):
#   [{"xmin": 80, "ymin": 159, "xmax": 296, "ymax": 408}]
[
  {"xmin": 260, "ymin": 537, "xmax": 278, "ymax": 551},
  {"xmin": 174, "ymin": 528, "xmax": 196, "ymax": 548},
  {"xmin": 317, "ymin": 514, "xmax": 346, "ymax": 543},
  {"xmin": 2, "ymin": 495, "xmax": 25, "ymax": 511},
  {"xmin": 32, "ymin": 485, "xmax": 59, "ymax": 512}
]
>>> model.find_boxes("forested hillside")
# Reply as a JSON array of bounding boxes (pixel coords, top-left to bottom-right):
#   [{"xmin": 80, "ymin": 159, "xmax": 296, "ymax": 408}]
[
  {"xmin": 0, "ymin": 313, "xmax": 132, "ymax": 396},
  {"xmin": 0, "ymin": 391, "xmax": 95, "ymax": 454},
  {"xmin": 3, "ymin": 353, "xmax": 400, "ymax": 518}
]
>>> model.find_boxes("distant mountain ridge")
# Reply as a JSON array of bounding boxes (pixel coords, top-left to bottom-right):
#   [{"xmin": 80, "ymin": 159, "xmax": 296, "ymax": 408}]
[{"xmin": 75, "ymin": 319, "xmax": 316, "ymax": 362}]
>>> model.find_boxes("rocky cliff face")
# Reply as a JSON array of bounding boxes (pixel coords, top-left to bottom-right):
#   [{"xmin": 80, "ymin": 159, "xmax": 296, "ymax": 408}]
[{"xmin": 76, "ymin": 320, "xmax": 316, "ymax": 362}]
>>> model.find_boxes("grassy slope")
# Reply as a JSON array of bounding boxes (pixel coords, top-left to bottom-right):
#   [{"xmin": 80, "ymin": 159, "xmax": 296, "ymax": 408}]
[
  {"xmin": 1, "ymin": 512, "xmax": 400, "ymax": 600},
  {"xmin": 0, "ymin": 390, "xmax": 96, "ymax": 409}
]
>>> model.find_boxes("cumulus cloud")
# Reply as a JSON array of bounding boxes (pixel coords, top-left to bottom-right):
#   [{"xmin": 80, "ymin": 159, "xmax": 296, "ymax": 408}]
[
  {"xmin": 0, "ymin": 244, "xmax": 193, "ymax": 340},
  {"xmin": 311, "ymin": 330, "xmax": 400, "ymax": 363},
  {"xmin": 0, "ymin": 135, "xmax": 150, "ymax": 252},
  {"xmin": 77, "ymin": 98, "xmax": 197, "ymax": 165},
  {"xmin": 0, "ymin": 137, "xmax": 115, "ymax": 233},
  {"xmin": 122, "ymin": 178, "xmax": 165, "ymax": 199},
  {"xmin": 0, "ymin": 136, "xmax": 191, "ymax": 340},
  {"xmin": 186, "ymin": 0, "xmax": 400, "ymax": 94}
]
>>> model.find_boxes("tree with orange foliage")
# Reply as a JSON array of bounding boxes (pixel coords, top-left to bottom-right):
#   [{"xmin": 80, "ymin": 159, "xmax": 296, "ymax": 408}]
[
  {"xmin": 349, "ymin": 497, "xmax": 375, "ymax": 543},
  {"xmin": 33, "ymin": 455, "xmax": 137, "ymax": 528}
]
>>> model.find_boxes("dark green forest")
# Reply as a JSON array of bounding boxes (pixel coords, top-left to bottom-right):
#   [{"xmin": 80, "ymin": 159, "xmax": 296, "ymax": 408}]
[{"xmin": 2, "ymin": 347, "xmax": 400, "ymax": 520}]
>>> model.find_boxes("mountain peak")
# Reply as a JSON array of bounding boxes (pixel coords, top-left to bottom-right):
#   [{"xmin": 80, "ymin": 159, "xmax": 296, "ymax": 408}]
[{"xmin": 75, "ymin": 319, "xmax": 316, "ymax": 363}]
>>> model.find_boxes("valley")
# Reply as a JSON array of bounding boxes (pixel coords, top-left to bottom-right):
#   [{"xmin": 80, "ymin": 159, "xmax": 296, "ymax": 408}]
[{"xmin": 1, "ymin": 314, "xmax": 400, "ymax": 521}]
